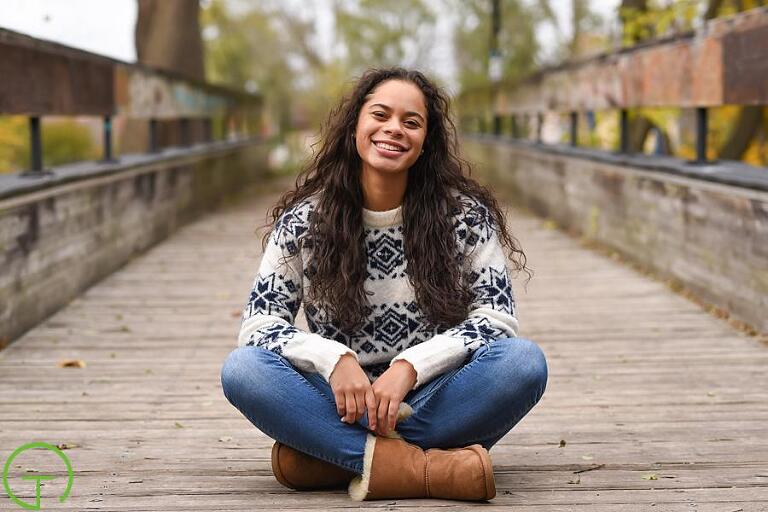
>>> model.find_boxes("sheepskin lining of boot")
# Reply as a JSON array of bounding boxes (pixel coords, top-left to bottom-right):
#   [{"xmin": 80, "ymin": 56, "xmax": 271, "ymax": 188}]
[{"xmin": 348, "ymin": 433, "xmax": 377, "ymax": 501}]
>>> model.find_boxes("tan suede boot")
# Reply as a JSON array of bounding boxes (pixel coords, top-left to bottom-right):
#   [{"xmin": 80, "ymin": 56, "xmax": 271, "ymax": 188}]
[
  {"xmin": 271, "ymin": 442, "xmax": 357, "ymax": 490},
  {"xmin": 348, "ymin": 434, "xmax": 496, "ymax": 501}
]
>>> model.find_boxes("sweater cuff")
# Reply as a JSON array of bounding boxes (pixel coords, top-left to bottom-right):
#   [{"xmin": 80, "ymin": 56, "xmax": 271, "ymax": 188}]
[
  {"xmin": 389, "ymin": 335, "xmax": 466, "ymax": 390},
  {"xmin": 281, "ymin": 333, "xmax": 358, "ymax": 382}
]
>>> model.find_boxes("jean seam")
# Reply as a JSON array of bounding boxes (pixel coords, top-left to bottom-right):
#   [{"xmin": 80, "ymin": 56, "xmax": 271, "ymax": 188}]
[{"xmin": 239, "ymin": 347, "xmax": 365, "ymax": 474}]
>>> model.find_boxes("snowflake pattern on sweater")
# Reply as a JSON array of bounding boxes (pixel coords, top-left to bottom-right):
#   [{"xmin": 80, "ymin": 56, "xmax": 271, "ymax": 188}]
[{"xmin": 237, "ymin": 192, "xmax": 519, "ymax": 390}]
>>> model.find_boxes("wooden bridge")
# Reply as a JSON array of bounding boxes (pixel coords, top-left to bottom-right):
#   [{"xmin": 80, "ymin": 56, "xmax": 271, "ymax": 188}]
[{"xmin": 1, "ymin": 7, "xmax": 768, "ymax": 512}]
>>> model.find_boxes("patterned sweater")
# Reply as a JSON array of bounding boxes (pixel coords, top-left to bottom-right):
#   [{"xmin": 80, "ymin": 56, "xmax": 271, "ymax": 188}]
[{"xmin": 237, "ymin": 192, "xmax": 519, "ymax": 390}]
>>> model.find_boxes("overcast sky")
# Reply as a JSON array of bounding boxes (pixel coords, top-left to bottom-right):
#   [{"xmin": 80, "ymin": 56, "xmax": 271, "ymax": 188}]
[{"xmin": 0, "ymin": 0, "xmax": 619, "ymax": 90}]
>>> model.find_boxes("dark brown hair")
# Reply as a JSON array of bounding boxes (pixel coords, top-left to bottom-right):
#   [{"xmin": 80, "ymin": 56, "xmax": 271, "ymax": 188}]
[{"xmin": 262, "ymin": 67, "xmax": 531, "ymax": 332}]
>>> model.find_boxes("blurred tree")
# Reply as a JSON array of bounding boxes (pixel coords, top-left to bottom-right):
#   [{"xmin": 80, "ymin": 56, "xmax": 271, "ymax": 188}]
[
  {"xmin": 454, "ymin": 0, "xmax": 539, "ymax": 94},
  {"xmin": 136, "ymin": 0, "xmax": 205, "ymax": 80},
  {"xmin": 201, "ymin": 0, "xmax": 438, "ymax": 135}
]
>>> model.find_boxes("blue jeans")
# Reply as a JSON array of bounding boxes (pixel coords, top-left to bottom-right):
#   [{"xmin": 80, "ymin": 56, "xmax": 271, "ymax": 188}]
[{"xmin": 220, "ymin": 336, "xmax": 547, "ymax": 474}]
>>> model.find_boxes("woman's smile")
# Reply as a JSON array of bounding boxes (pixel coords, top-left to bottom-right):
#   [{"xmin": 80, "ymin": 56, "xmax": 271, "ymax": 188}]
[{"xmin": 372, "ymin": 139, "xmax": 410, "ymax": 157}]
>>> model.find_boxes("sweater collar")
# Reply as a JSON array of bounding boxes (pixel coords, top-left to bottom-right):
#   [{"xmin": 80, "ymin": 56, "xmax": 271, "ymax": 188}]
[{"xmin": 362, "ymin": 204, "xmax": 403, "ymax": 227}]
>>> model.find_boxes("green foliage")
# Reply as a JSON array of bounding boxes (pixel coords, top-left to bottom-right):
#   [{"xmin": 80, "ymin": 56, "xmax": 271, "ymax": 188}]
[
  {"xmin": 0, "ymin": 117, "xmax": 97, "ymax": 173},
  {"xmin": 619, "ymin": 0, "xmax": 701, "ymax": 46},
  {"xmin": 42, "ymin": 119, "xmax": 99, "ymax": 167},
  {"xmin": 453, "ymin": 0, "xmax": 539, "ymax": 94},
  {"xmin": 0, "ymin": 116, "xmax": 27, "ymax": 173}
]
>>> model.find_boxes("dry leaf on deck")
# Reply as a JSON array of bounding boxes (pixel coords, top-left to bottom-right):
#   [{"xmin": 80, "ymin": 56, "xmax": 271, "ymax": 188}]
[{"xmin": 58, "ymin": 359, "xmax": 86, "ymax": 368}]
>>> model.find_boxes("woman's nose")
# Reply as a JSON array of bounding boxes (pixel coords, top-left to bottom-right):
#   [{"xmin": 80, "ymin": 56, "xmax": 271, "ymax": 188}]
[{"xmin": 383, "ymin": 121, "xmax": 403, "ymax": 136}]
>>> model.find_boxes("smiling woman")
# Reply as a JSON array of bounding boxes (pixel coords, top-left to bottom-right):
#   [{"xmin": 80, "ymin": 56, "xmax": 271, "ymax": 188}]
[{"xmin": 220, "ymin": 67, "xmax": 547, "ymax": 503}]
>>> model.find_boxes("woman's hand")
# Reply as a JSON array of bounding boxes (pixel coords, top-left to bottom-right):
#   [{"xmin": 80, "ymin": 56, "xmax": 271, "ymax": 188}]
[
  {"xmin": 370, "ymin": 360, "xmax": 417, "ymax": 436},
  {"xmin": 329, "ymin": 353, "xmax": 378, "ymax": 430}
]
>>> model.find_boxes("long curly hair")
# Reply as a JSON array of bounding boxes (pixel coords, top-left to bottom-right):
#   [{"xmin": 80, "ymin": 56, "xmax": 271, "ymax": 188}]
[{"xmin": 262, "ymin": 67, "xmax": 531, "ymax": 333}]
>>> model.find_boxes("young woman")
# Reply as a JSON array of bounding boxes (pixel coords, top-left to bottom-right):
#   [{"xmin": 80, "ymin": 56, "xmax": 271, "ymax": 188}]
[{"xmin": 220, "ymin": 67, "xmax": 548, "ymax": 502}]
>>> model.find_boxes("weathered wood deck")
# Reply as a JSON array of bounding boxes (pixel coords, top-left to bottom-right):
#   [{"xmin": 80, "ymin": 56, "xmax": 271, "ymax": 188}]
[{"xmin": 1, "ymin": 182, "xmax": 767, "ymax": 511}]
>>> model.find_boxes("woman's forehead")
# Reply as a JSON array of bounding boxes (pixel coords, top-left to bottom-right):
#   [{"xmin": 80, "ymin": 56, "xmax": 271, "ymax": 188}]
[{"xmin": 364, "ymin": 80, "xmax": 426, "ymax": 115}]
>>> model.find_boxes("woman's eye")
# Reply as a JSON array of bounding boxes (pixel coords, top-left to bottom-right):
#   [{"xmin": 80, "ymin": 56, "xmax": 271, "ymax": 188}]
[
  {"xmin": 373, "ymin": 112, "xmax": 386, "ymax": 118},
  {"xmin": 405, "ymin": 120, "xmax": 420, "ymax": 128}
]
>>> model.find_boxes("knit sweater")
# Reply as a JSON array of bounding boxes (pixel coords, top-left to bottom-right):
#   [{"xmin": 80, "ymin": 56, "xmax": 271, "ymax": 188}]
[{"xmin": 237, "ymin": 191, "xmax": 519, "ymax": 390}]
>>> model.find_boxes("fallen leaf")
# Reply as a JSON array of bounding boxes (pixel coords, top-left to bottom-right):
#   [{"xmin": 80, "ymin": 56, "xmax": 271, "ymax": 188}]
[
  {"xmin": 174, "ymin": 422, "xmax": 184, "ymax": 429},
  {"xmin": 581, "ymin": 455, "xmax": 594, "ymax": 461},
  {"xmin": 110, "ymin": 353, "xmax": 117, "ymax": 359},
  {"xmin": 707, "ymin": 391, "xmax": 716, "ymax": 397},
  {"xmin": 56, "ymin": 443, "xmax": 78, "ymax": 450},
  {"xmin": 145, "ymin": 369, "xmax": 153, "ymax": 374},
  {"xmin": 219, "ymin": 436, "xmax": 232, "ymax": 443},
  {"xmin": 559, "ymin": 439, "xmax": 567, "ymax": 448},
  {"xmin": 642, "ymin": 474, "xmax": 658, "ymax": 481},
  {"xmin": 231, "ymin": 310, "xmax": 242, "ymax": 318},
  {"xmin": 58, "ymin": 359, "xmax": 86, "ymax": 368},
  {"xmin": 568, "ymin": 475, "xmax": 580, "ymax": 484}
]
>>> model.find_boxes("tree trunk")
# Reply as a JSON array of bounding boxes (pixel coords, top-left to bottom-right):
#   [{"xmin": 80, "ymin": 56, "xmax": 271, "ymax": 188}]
[
  {"xmin": 135, "ymin": 0, "xmax": 205, "ymax": 81},
  {"xmin": 124, "ymin": 0, "xmax": 206, "ymax": 153}
]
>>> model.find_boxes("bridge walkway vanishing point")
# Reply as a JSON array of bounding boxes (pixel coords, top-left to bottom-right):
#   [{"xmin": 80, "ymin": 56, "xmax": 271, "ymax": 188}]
[{"xmin": 0, "ymin": 179, "xmax": 766, "ymax": 511}]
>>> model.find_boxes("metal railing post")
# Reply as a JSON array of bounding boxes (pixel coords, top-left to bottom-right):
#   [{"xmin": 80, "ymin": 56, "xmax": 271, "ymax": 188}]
[
  {"xmin": 570, "ymin": 111, "xmax": 578, "ymax": 147},
  {"xmin": 510, "ymin": 114, "xmax": 518, "ymax": 139},
  {"xmin": 180, "ymin": 117, "xmax": 190, "ymax": 146},
  {"xmin": 28, "ymin": 116, "xmax": 43, "ymax": 174},
  {"xmin": 102, "ymin": 115, "xmax": 116, "ymax": 162},
  {"xmin": 536, "ymin": 112, "xmax": 543, "ymax": 143},
  {"xmin": 695, "ymin": 107, "xmax": 708, "ymax": 164},
  {"xmin": 149, "ymin": 118, "xmax": 159, "ymax": 153},
  {"xmin": 493, "ymin": 114, "xmax": 502, "ymax": 136},
  {"xmin": 619, "ymin": 109, "xmax": 629, "ymax": 153}
]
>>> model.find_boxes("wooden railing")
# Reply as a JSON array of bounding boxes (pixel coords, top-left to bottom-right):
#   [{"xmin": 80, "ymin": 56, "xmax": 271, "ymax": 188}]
[
  {"xmin": 460, "ymin": 6, "xmax": 767, "ymax": 167},
  {"xmin": 0, "ymin": 27, "xmax": 261, "ymax": 175}
]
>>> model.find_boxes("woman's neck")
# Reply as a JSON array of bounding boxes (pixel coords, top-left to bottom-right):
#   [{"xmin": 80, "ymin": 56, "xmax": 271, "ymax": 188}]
[{"xmin": 360, "ymin": 165, "xmax": 408, "ymax": 211}]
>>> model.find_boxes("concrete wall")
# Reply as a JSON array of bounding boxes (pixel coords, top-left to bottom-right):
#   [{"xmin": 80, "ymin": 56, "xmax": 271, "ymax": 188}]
[
  {"xmin": 0, "ymin": 141, "xmax": 268, "ymax": 344},
  {"xmin": 463, "ymin": 137, "xmax": 768, "ymax": 333}
]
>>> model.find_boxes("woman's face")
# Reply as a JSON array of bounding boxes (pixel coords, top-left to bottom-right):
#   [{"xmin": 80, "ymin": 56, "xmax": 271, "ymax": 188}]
[{"xmin": 354, "ymin": 79, "xmax": 428, "ymax": 177}]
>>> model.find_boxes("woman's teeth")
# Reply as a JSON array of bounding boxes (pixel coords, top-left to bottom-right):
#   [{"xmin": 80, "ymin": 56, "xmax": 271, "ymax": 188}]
[{"xmin": 374, "ymin": 141, "xmax": 406, "ymax": 152}]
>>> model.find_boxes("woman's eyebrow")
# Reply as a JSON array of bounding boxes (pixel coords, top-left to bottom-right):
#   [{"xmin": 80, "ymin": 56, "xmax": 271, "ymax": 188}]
[{"xmin": 369, "ymin": 103, "xmax": 425, "ymax": 122}]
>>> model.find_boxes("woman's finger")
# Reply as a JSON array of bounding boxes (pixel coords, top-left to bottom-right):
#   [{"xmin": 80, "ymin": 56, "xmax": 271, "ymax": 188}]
[
  {"xmin": 365, "ymin": 388, "xmax": 377, "ymax": 431},
  {"xmin": 354, "ymin": 390, "xmax": 366, "ymax": 423},
  {"xmin": 345, "ymin": 392, "xmax": 356, "ymax": 423},
  {"xmin": 377, "ymin": 396, "xmax": 390, "ymax": 435},
  {"xmin": 334, "ymin": 391, "xmax": 346, "ymax": 418},
  {"xmin": 387, "ymin": 400, "xmax": 400, "ymax": 433}
]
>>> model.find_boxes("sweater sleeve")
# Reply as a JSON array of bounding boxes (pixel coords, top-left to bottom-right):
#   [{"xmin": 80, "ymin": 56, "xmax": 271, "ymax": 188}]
[
  {"xmin": 237, "ymin": 205, "xmax": 358, "ymax": 382},
  {"xmin": 389, "ymin": 201, "xmax": 519, "ymax": 390}
]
